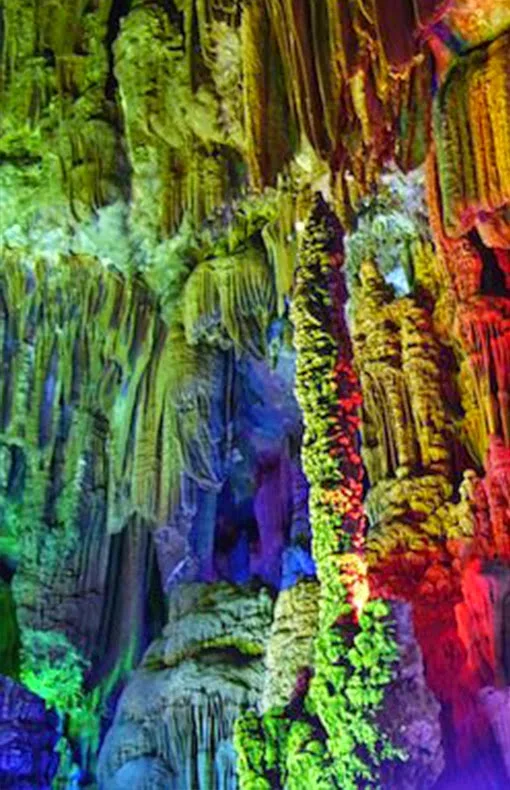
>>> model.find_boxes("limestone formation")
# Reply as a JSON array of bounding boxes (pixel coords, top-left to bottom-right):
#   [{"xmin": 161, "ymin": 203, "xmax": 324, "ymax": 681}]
[
  {"xmin": 262, "ymin": 580, "xmax": 319, "ymax": 711},
  {"xmin": 0, "ymin": 675, "xmax": 60, "ymax": 790},
  {"xmin": 1, "ymin": 1, "xmax": 510, "ymax": 788},
  {"xmin": 98, "ymin": 584, "xmax": 273, "ymax": 789}
]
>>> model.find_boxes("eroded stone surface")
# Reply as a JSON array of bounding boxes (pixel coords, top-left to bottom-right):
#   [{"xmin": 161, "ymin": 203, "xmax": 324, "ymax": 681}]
[
  {"xmin": 98, "ymin": 584, "xmax": 273, "ymax": 790},
  {"xmin": 262, "ymin": 580, "xmax": 319, "ymax": 711},
  {"xmin": 0, "ymin": 675, "xmax": 60, "ymax": 790},
  {"xmin": 379, "ymin": 604, "xmax": 444, "ymax": 790}
]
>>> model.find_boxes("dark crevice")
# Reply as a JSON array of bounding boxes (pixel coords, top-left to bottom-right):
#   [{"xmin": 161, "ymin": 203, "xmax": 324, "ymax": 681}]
[
  {"xmin": 104, "ymin": 0, "xmax": 130, "ymax": 103},
  {"xmin": 7, "ymin": 446, "xmax": 26, "ymax": 501},
  {"xmin": 468, "ymin": 229, "xmax": 508, "ymax": 296},
  {"xmin": 0, "ymin": 558, "xmax": 15, "ymax": 584},
  {"xmin": 144, "ymin": 533, "xmax": 166, "ymax": 648},
  {"xmin": 162, "ymin": 0, "xmax": 184, "ymax": 28}
]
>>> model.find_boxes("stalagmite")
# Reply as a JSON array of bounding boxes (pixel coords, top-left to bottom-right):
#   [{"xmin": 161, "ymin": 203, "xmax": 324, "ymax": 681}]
[{"xmin": 98, "ymin": 584, "xmax": 273, "ymax": 790}]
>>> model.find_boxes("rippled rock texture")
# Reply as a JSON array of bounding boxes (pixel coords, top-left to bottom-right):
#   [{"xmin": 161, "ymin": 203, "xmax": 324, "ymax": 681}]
[{"xmin": 98, "ymin": 584, "xmax": 273, "ymax": 789}]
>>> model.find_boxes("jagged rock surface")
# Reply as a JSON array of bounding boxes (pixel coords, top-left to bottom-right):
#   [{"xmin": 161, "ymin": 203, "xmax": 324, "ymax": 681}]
[
  {"xmin": 0, "ymin": 675, "xmax": 60, "ymax": 790},
  {"xmin": 262, "ymin": 580, "xmax": 319, "ymax": 710},
  {"xmin": 378, "ymin": 604, "xmax": 444, "ymax": 790},
  {"xmin": 98, "ymin": 584, "xmax": 273, "ymax": 790}
]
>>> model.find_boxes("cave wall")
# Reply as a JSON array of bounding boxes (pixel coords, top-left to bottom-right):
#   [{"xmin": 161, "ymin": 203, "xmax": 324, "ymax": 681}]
[{"xmin": 1, "ymin": 1, "xmax": 510, "ymax": 788}]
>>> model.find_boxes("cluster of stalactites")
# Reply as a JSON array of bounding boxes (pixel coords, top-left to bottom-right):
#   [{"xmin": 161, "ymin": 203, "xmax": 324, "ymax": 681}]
[
  {"xmin": 353, "ymin": 265, "xmax": 451, "ymax": 487},
  {"xmin": 434, "ymin": 29, "xmax": 510, "ymax": 240},
  {"xmin": 0, "ymin": 252, "xmax": 219, "ymax": 544},
  {"xmin": 182, "ymin": 245, "xmax": 276, "ymax": 357},
  {"xmin": 113, "ymin": 0, "xmax": 451, "ymax": 233},
  {"xmin": 0, "ymin": 0, "xmax": 456, "ymax": 241},
  {"xmin": 426, "ymin": 26, "xmax": 510, "ymax": 464},
  {"xmin": 114, "ymin": 1, "xmax": 245, "ymax": 237},
  {"xmin": 241, "ymin": 0, "xmax": 446, "ymax": 212},
  {"xmin": 455, "ymin": 299, "xmax": 510, "ymax": 457},
  {"xmin": 0, "ymin": 0, "xmax": 119, "ymax": 214},
  {"xmin": 348, "ymin": 242, "xmax": 471, "ymax": 563}
]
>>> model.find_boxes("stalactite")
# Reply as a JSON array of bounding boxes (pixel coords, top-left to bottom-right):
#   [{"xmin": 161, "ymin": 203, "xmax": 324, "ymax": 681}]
[
  {"xmin": 183, "ymin": 246, "xmax": 276, "ymax": 356},
  {"xmin": 425, "ymin": 150, "xmax": 484, "ymax": 302},
  {"xmin": 240, "ymin": 0, "xmax": 295, "ymax": 189},
  {"xmin": 261, "ymin": 189, "xmax": 297, "ymax": 315},
  {"xmin": 455, "ymin": 300, "xmax": 510, "ymax": 459},
  {"xmin": 434, "ymin": 31, "xmax": 510, "ymax": 239},
  {"xmin": 261, "ymin": 0, "xmax": 336, "ymax": 157},
  {"xmin": 0, "ymin": 0, "xmax": 118, "ymax": 216}
]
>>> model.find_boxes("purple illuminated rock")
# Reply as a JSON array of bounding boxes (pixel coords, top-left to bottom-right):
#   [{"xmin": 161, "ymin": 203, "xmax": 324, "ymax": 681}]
[
  {"xmin": 0, "ymin": 675, "xmax": 60, "ymax": 789},
  {"xmin": 378, "ymin": 603, "xmax": 444, "ymax": 790}
]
